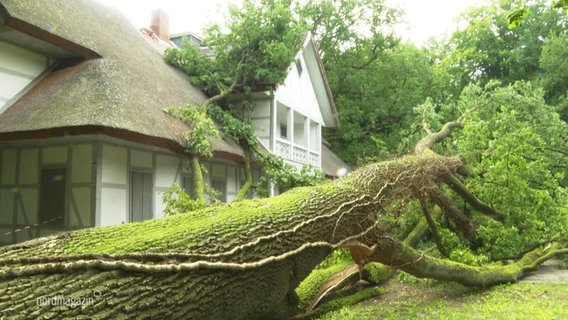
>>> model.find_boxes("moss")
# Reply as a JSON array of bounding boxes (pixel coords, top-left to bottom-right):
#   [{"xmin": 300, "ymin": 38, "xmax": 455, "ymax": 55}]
[
  {"xmin": 364, "ymin": 262, "xmax": 395, "ymax": 284},
  {"xmin": 296, "ymin": 260, "xmax": 352, "ymax": 310},
  {"xmin": 315, "ymin": 287, "xmax": 385, "ymax": 316}
]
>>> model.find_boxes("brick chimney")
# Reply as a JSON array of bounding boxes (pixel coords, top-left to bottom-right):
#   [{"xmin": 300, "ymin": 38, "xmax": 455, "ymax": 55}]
[{"xmin": 150, "ymin": 9, "xmax": 170, "ymax": 42}]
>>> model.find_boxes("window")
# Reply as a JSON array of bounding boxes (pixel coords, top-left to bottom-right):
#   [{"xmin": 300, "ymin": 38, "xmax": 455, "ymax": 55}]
[
  {"xmin": 212, "ymin": 179, "xmax": 227, "ymax": 203},
  {"xmin": 39, "ymin": 168, "xmax": 66, "ymax": 225},
  {"xmin": 130, "ymin": 171, "xmax": 153, "ymax": 222},
  {"xmin": 280, "ymin": 123, "xmax": 288, "ymax": 139},
  {"xmin": 295, "ymin": 59, "xmax": 303, "ymax": 76}
]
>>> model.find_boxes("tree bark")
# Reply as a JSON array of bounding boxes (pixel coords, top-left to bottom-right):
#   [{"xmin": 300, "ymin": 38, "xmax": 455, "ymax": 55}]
[
  {"xmin": 235, "ymin": 148, "xmax": 254, "ymax": 201},
  {"xmin": 0, "ymin": 154, "xmax": 563, "ymax": 319},
  {"xmin": 191, "ymin": 156, "xmax": 206, "ymax": 204}
]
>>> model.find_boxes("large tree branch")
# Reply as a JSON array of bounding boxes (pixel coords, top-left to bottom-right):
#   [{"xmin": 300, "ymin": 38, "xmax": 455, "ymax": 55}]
[
  {"xmin": 369, "ymin": 235, "xmax": 567, "ymax": 287},
  {"xmin": 415, "ymin": 120, "xmax": 464, "ymax": 155},
  {"xmin": 427, "ymin": 186, "xmax": 479, "ymax": 244},
  {"xmin": 440, "ymin": 173, "xmax": 506, "ymax": 221}
]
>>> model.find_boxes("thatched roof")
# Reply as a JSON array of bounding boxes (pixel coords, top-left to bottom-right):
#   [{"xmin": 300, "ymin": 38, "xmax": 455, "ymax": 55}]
[{"xmin": 0, "ymin": 0, "xmax": 244, "ymax": 161}]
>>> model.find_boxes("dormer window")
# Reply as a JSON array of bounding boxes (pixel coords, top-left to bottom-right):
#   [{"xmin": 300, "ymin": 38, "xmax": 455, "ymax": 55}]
[
  {"xmin": 0, "ymin": 20, "xmax": 95, "ymax": 115},
  {"xmin": 0, "ymin": 41, "xmax": 56, "ymax": 113}
]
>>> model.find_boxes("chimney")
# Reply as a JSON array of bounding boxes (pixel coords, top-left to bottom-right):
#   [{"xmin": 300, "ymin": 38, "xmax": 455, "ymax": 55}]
[{"xmin": 150, "ymin": 9, "xmax": 170, "ymax": 42}]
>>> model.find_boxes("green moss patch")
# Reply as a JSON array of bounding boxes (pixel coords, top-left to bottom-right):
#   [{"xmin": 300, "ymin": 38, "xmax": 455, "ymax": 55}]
[{"xmin": 296, "ymin": 260, "xmax": 353, "ymax": 310}]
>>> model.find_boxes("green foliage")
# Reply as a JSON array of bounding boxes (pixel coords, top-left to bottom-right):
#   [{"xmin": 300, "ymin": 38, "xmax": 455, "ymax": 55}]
[
  {"xmin": 449, "ymin": 249, "xmax": 490, "ymax": 266},
  {"xmin": 447, "ymin": 81, "xmax": 568, "ymax": 258},
  {"xmin": 318, "ymin": 249, "xmax": 352, "ymax": 270},
  {"xmin": 207, "ymin": 104, "xmax": 257, "ymax": 148},
  {"xmin": 257, "ymin": 153, "xmax": 326, "ymax": 195},
  {"xmin": 539, "ymin": 33, "xmax": 568, "ymax": 120},
  {"xmin": 297, "ymin": 0, "xmax": 405, "ymax": 166},
  {"xmin": 324, "ymin": 44, "xmax": 438, "ymax": 165},
  {"xmin": 164, "ymin": 104, "xmax": 219, "ymax": 158},
  {"xmin": 165, "ymin": 0, "xmax": 305, "ymax": 99},
  {"xmin": 436, "ymin": 0, "xmax": 567, "ymax": 97},
  {"xmin": 161, "ymin": 184, "xmax": 206, "ymax": 216}
]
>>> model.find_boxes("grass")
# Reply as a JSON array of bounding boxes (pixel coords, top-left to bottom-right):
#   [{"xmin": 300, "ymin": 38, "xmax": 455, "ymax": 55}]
[{"xmin": 316, "ymin": 278, "xmax": 568, "ymax": 320}]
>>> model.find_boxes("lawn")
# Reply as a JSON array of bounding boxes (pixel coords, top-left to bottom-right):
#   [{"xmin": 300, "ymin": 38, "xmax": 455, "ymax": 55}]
[{"xmin": 316, "ymin": 277, "xmax": 568, "ymax": 320}]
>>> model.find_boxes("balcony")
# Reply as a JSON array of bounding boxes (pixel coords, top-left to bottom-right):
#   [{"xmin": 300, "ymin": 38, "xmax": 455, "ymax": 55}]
[{"xmin": 275, "ymin": 138, "xmax": 320, "ymax": 167}]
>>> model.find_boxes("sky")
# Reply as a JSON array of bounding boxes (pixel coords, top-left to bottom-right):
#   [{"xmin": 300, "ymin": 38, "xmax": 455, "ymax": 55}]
[{"xmin": 97, "ymin": 0, "xmax": 488, "ymax": 46}]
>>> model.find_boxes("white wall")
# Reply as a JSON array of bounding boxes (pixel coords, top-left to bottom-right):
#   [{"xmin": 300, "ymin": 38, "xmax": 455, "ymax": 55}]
[
  {"xmin": 96, "ymin": 139, "xmax": 245, "ymax": 224},
  {"xmin": 274, "ymin": 56, "xmax": 325, "ymax": 125},
  {"xmin": 0, "ymin": 41, "xmax": 53, "ymax": 113},
  {"xmin": 99, "ymin": 145, "xmax": 128, "ymax": 226},
  {"xmin": 0, "ymin": 140, "xmax": 96, "ymax": 244},
  {"xmin": 252, "ymin": 99, "xmax": 272, "ymax": 150}
]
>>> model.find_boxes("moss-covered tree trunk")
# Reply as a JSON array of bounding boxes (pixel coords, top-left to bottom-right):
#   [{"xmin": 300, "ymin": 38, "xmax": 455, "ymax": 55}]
[
  {"xmin": 235, "ymin": 148, "xmax": 254, "ymax": 201},
  {"xmin": 0, "ymin": 155, "xmax": 563, "ymax": 319},
  {"xmin": 191, "ymin": 155, "xmax": 206, "ymax": 204}
]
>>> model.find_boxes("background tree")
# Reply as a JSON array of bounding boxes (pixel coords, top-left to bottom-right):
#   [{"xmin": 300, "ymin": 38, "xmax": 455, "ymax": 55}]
[
  {"xmin": 165, "ymin": 0, "xmax": 324, "ymax": 200},
  {"xmin": 164, "ymin": 105, "xmax": 219, "ymax": 205},
  {"xmin": 323, "ymin": 44, "xmax": 439, "ymax": 165},
  {"xmin": 435, "ymin": 0, "xmax": 567, "ymax": 100},
  {"xmin": 539, "ymin": 33, "xmax": 568, "ymax": 120}
]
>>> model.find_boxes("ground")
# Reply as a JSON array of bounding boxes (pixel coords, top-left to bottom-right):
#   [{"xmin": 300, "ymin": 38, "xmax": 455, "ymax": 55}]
[{"xmin": 316, "ymin": 259, "xmax": 568, "ymax": 320}]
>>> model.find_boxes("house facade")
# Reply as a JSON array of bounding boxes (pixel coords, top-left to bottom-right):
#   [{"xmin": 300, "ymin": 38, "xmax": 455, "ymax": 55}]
[
  {"xmin": 252, "ymin": 35, "xmax": 339, "ymax": 172},
  {"xmin": 0, "ymin": 0, "xmax": 346, "ymax": 245}
]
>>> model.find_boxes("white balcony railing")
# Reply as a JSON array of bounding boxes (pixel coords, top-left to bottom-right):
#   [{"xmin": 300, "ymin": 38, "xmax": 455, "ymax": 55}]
[{"xmin": 275, "ymin": 138, "xmax": 320, "ymax": 167}]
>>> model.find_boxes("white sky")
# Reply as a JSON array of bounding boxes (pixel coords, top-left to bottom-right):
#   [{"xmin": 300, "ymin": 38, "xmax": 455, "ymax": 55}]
[{"xmin": 97, "ymin": 0, "xmax": 488, "ymax": 46}]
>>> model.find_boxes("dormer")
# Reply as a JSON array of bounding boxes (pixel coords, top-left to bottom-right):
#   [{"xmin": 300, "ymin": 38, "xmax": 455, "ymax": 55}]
[{"xmin": 0, "ymin": 8, "xmax": 98, "ymax": 114}]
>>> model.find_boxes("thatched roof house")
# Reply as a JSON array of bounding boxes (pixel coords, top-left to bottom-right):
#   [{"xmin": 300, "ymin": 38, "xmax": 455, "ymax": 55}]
[
  {"xmin": 0, "ymin": 0, "xmax": 249, "ymax": 245},
  {"xmin": 0, "ymin": 0, "xmax": 347, "ymax": 245},
  {"xmin": 0, "ymin": 0, "xmax": 243, "ymax": 160}
]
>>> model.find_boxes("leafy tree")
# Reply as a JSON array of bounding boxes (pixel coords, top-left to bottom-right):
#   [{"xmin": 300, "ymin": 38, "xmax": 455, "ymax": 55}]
[
  {"xmin": 437, "ymin": 0, "xmax": 567, "ymax": 97},
  {"xmin": 438, "ymin": 81, "xmax": 568, "ymax": 258},
  {"xmin": 165, "ymin": 0, "xmax": 325, "ymax": 200},
  {"xmin": 324, "ymin": 44, "xmax": 439, "ymax": 165},
  {"xmin": 507, "ymin": 0, "xmax": 568, "ymax": 28},
  {"xmin": 539, "ymin": 33, "xmax": 568, "ymax": 120},
  {"xmin": 164, "ymin": 104, "xmax": 219, "ymax": 205}
]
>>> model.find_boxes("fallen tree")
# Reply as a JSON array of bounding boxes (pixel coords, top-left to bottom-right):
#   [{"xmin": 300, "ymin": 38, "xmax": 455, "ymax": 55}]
[{"xmin": 0, "ymin": 150, "xmax": 565, "ymax": 319}]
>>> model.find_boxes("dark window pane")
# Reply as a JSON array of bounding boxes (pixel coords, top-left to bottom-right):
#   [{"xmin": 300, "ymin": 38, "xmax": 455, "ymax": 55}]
[{"xmin": 39, "ymin": 168, "xmax": 66, "ymax": 225}]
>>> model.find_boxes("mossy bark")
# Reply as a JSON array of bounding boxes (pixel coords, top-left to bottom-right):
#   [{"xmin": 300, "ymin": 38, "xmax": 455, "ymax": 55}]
[
  {"xmin": 235, "ymin": 149, "xmax": 253, "ymax": 201},
  {"xmin": 0, "ymin": 154, "xmax": 563, "ymax": 319},
  {"xmin": 368, "ymin": 235, "xmax": 567, "ymax": 287},
  {"xmin": 191, "ymin": 156, "xmax": 206, "ymax": 204}
]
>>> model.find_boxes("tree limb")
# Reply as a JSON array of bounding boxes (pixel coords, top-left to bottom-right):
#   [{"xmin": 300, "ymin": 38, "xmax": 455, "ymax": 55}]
[
  {"xmin": 417, "ymin": 197, "xmax": 449, "ymax": 258},
  {"xmin": 368, "ymin": 235, "xmax": 567, "ymax": 287},
  {"xmin": 415, "ymin": 120, "xmax": 464, "ymax": 155},
  {"xmin": 440, "ymin": 173, "xmax": 506, "ymax": 221}
]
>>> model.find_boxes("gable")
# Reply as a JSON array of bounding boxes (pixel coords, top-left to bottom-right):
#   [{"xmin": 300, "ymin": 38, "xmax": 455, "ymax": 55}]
[
  {"xmin": 275, "ymin": 54, "xmax": 325, "ymax": 124},
  {"xmin": 274, "ymin": 35, "xmax": 338, "ymax": 128}
]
